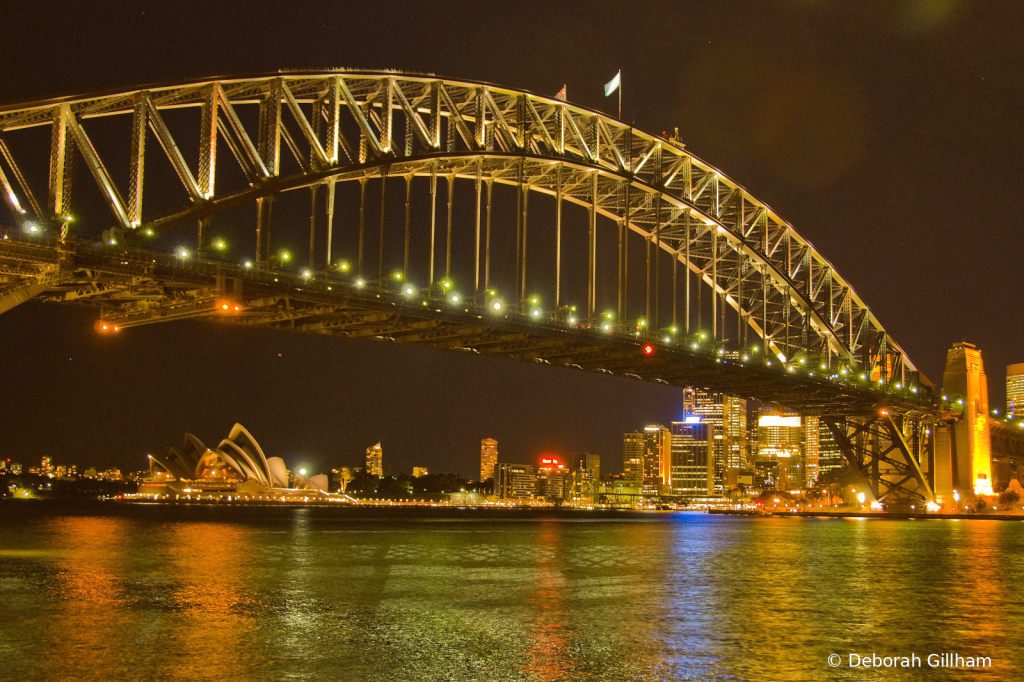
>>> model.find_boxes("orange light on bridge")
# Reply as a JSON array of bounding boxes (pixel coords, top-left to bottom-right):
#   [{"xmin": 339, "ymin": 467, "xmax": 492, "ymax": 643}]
[
  {"xmin": 217, "ymin": 301, "xmax": 243, "ymax": 314},
  {"xmin": 95, "ymin": 321, "xmax": 121, "ymax": 333}
]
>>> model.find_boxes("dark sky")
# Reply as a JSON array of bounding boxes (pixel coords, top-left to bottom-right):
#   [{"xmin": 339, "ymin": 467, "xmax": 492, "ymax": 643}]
[{"xmin": 2, "ymin": 0, "xmax": 1021, "ymax": 476}]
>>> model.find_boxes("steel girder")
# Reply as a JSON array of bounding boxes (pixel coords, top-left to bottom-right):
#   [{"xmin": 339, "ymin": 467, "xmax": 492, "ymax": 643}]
[
  {"xmin": 0, "ymin": 234, "xmax": 938, "ymax": 418},
  {"xmin": 822, "ymin": 414, "xmax": 936, "ymax": 506},
  {"xmin": 0, "ymin": 71, "xmax": 920, "ymax": 385}
]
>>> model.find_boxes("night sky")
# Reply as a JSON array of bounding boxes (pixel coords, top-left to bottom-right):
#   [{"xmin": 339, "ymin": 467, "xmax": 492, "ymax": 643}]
[{"xmin": 2, "ymin": 1, "xmax": 1021, "ymax": 477}]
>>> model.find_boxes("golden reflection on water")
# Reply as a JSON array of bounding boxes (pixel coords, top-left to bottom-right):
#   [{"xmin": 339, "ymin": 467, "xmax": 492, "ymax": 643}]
[
  {"xmin": 523, "ymin": 527, "xmax": 573, "ymax": 681},
  {"xmin": 161, "ymin": 521, "xmax": 266, "ymax": 678},
  {"xmin": 33, "ymin": 515, "xmax": 266, "ymax": 681},
  {"xmin": 5, "ymin": 509, "xmax": 1023, "ymax": 681},
  {"xmin": 42, "ymin": 516, "xmax": 139, "ymax": 680}
]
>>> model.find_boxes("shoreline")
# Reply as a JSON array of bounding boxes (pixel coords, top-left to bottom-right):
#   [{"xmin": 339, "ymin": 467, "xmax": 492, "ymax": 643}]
[
  {"xmin": 5, "ymin": 498, "xmax": 1024, "ymax": 521},
  {"xmin": 710, "ymin": 509, "xmax": 1024, "ymax": 521}
]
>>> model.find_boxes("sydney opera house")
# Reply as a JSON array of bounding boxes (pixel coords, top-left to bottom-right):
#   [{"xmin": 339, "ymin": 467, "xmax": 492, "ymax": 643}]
[{"xmin": 139, "ymin": 423, "xmax": 334, "ymax": 500}]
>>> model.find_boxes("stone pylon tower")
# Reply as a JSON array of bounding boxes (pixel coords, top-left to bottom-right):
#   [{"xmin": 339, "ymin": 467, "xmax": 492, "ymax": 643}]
[{"xmin": 942, "ymin": 342, "xmax": 993, "ymax": 495}]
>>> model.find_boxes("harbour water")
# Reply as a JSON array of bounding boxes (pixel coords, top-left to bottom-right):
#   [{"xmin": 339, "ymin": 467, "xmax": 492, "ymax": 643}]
[{"xmin": 1, "ymin": 501, "xmax": 1022, "ymax": 681}]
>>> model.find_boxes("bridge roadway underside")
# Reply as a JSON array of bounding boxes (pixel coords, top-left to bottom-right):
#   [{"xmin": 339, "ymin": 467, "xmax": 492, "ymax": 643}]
[{"xmin": 1, "ymin": 239, "xmax": 933, "ymax": 417}]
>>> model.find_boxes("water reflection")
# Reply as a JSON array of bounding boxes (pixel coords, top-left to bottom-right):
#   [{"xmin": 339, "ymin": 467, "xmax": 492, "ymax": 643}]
[
  {"xmin": 162, "ymin": 521, "xmax": 266, "ymax": 678},
  {"xmin": 1, "ymin": 505, "xmax": 1023, "ymax": 681},
  {"xmin": 524, "ymin": 526, "xmax": 572, "ymax": 680},
  {"xmin": 41, "ymin": 516, "xmax": 138, "ymax": 681}
]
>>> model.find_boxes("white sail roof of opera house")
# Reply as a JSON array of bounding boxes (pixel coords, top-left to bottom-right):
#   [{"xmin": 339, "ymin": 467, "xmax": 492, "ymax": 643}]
[{"xmin": 146, "ymin": 423, "xmax": 326, "ymax": 491}]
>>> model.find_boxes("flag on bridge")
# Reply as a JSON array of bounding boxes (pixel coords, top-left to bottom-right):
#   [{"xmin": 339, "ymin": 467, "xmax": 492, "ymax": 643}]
[
  {"xmin": 603, "ymin": 71, "xmax": 620, "ymax": 96},
  {"xmin": 555, "ymin": 85, "xmax": 567, "ymax": 101},
  {"xmin": 604, "ymin": 70, "xmax": 622, "ymax": 119}
]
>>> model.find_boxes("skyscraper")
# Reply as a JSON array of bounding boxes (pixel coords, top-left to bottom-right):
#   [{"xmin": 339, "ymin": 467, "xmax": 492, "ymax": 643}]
[
  {"xmin": 690, "ymin": 389, "xmax": 736, "ymax": 491},
  {"xmin": 365, "ymin": 442, "xmax": 383, "ymax": 477},
  {"xmin": 622, "ymin": 432, "xmax": 645, "ymax": 488},
  {"xmin": 757, "ymin": 412, "xmax": 803, "ymax": 489},
  {"xmin": 536, "ymin": 456, "xmax": 570, "ymax": 502},
  {"xmin": 802, "ymin": 416, "xmax": 820, "ymax": 485},
  {"xmin": 817, "ymin": 418, "xmax": 845, "ymax": 476},
  {"xmin": 494, "ymin": 463, "xmax": 535, "ymax": 501},
  {"xmin": 480, "ymin": 438, "xmax": 498, "ymax": 481},
  {"xmin": 570, "ymin": 453, "xmax": 600, "ymax": 506},
  {"xmin": 623, "ymin": 426, "xmax": 671, "ymax": 496},
  {"xmin": 41, "ymin": 456, "xmax": 53, "ymax": 476},
  {"xmin": 723, "ymin": 396, "xmax": 749, "ymax": 474},
  {"xmin": 670, "ymin": 418, "xmax": 715, "ymax": 497},
  {"xmin": 1008, "ymin": 363, "xmax": 1024, "ymax": 417}
]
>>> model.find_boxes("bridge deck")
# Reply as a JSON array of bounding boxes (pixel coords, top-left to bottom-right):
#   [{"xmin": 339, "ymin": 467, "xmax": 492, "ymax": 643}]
[{"xmin": 1, "ymin": 235, "xmax": 939, "ymax": 417}]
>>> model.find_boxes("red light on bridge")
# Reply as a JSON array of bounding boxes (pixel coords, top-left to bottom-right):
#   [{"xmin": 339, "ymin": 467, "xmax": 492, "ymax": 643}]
[{"xmin": 643, "ymin": 344, "xmax": 654, "ymax": 355}]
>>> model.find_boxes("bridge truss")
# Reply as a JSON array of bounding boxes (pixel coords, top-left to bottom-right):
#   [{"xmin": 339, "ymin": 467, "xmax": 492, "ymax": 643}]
[{"xmin": 0, "ymin": 71, "xmax": 944, "ymax": 503}]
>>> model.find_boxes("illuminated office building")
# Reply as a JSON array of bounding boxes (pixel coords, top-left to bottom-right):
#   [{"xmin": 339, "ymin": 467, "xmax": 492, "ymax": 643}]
[
  {"xmin": 623, "ymin": 426, "xmax": 671, "ymax": 496},
  {"xmin": 670, "ymin": 418, "xmax": 715, "ymax": 497},
  {"xmin": 723, "ymin": 396, "xmax": 749, "ymax": 488},
  {"xmin": 412, "ymin": 467, "xmax": 428, "ymax": 478},
  {"xmin": 494, "ymin": 463, "xmax": 535, "ymax": 501},
  {"xmin": 817, "ymin": 418, "xmax": 845, "ymax": 476},
  {"xmin": 365, "ymin": 442, "xmax": 383, "ymax": 477},
  {"xmin": 536, "ymin": 456, "xmax": 570, "ymax": 501},
  {"xmin": 570, "ymin": 453, "xmax": 600, "ymax": 506},
  {"xmin": 1008, "ymin": 363, "xmax": 1024, "ymax": 417},
  {"xmin": 41, "ymin": 456, "xmax": 53, "ymax": 476},
  {"xmin": 802, "ymin": 416, "xmax": 819, "ymax": 485},
  {"xmin": 688, "ymin": 390, "xmax": 747, "ymax": 491},
  {"xmin": 757, "ymin": 412, "xmax": 804, "ymax": 489},
  {"xmin": 480, "ymin": 438, "xmax": 498, "ymax": 481}
]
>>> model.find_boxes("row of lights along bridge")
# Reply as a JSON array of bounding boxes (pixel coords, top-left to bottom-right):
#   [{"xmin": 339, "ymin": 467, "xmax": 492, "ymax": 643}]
[{"xmin": 91, "ymin": 233, "xmax": 930, "ymax": 402}]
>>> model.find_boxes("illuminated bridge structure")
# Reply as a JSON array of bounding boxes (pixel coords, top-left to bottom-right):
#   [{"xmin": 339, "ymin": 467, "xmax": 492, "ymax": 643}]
[{"xmin": 0, "ymin": 71, "xmax": 962, "ymax": 506}]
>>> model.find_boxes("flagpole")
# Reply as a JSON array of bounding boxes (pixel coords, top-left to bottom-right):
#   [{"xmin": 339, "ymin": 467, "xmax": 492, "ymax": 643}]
[{"xmin": 618, "ymin": 69, "xmax": 622, "ymax": 120}]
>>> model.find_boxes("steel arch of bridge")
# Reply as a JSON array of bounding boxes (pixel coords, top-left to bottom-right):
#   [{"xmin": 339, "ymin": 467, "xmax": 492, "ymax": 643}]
[{"xmin": 0, "ymin": 70, "xmax": 918, "ymax": 385}]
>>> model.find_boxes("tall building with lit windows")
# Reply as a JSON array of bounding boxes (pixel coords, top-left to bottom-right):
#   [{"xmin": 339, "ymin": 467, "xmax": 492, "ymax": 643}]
[
  {"xmin": 670, "ymin": 418, "xmax": 715, "ymax": 497},
  {"xmin": 365, "ymin": 442, "xmax": 383, "ymax": 477},
  {"xmin": 536, "ymin": 456, "xmax": 571, "ymax": 501},
  {"xmin": 623, "ymin": 426, "xmax": 671, "ymax": 496},
  {"xmin": 1008, "ymin": 363, "xmax": 1024, "ymax": 417},
  {"xmin": 689, "ymin": 390, "xmax": 746, "ymax": 491},
  {"xmin": 723, "ymin": 396, "xmax": 749, "ymax": 471},
  {"xmin": 802, "ymin": 416, "xmax": 819, "ymax": 485},
  {"xmin": 570, "ymin": 453, "xmax": 600, "ymax": 506},
  {"xmin": 757, "ymin": 412, "xmax": 803, "ymax": 489},
  {"xmin": 480, "ymin": 438, "xmax": 498, "ymax": 481},
  {"xmin": 41, "ymin": 456, "xmax": 53, "ymax": 476},
  {"xmin": 494, "ymin": 463, "xmax": 535, "ymax": 501},
  {"xmin": 817, "ymin": 418, "xmax": 845, "ymax": 476}
]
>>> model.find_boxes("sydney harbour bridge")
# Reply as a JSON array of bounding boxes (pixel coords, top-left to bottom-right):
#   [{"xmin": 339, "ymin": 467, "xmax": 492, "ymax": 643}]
[{"xmin": 0, "ymin": 70, "xmax": 973, "ymax": 506}]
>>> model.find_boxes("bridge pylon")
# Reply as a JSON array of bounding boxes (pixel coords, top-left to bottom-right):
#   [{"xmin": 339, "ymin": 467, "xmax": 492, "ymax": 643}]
[{"xmin": 822, "ymin": 413, "xmax": 937, "ymax": 509}]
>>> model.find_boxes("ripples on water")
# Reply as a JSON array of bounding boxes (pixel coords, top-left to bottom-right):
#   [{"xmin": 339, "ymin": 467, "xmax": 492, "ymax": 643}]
[{"xmin": 1, "ymin": 502, "xmax": 1022, "ymax": 681}]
